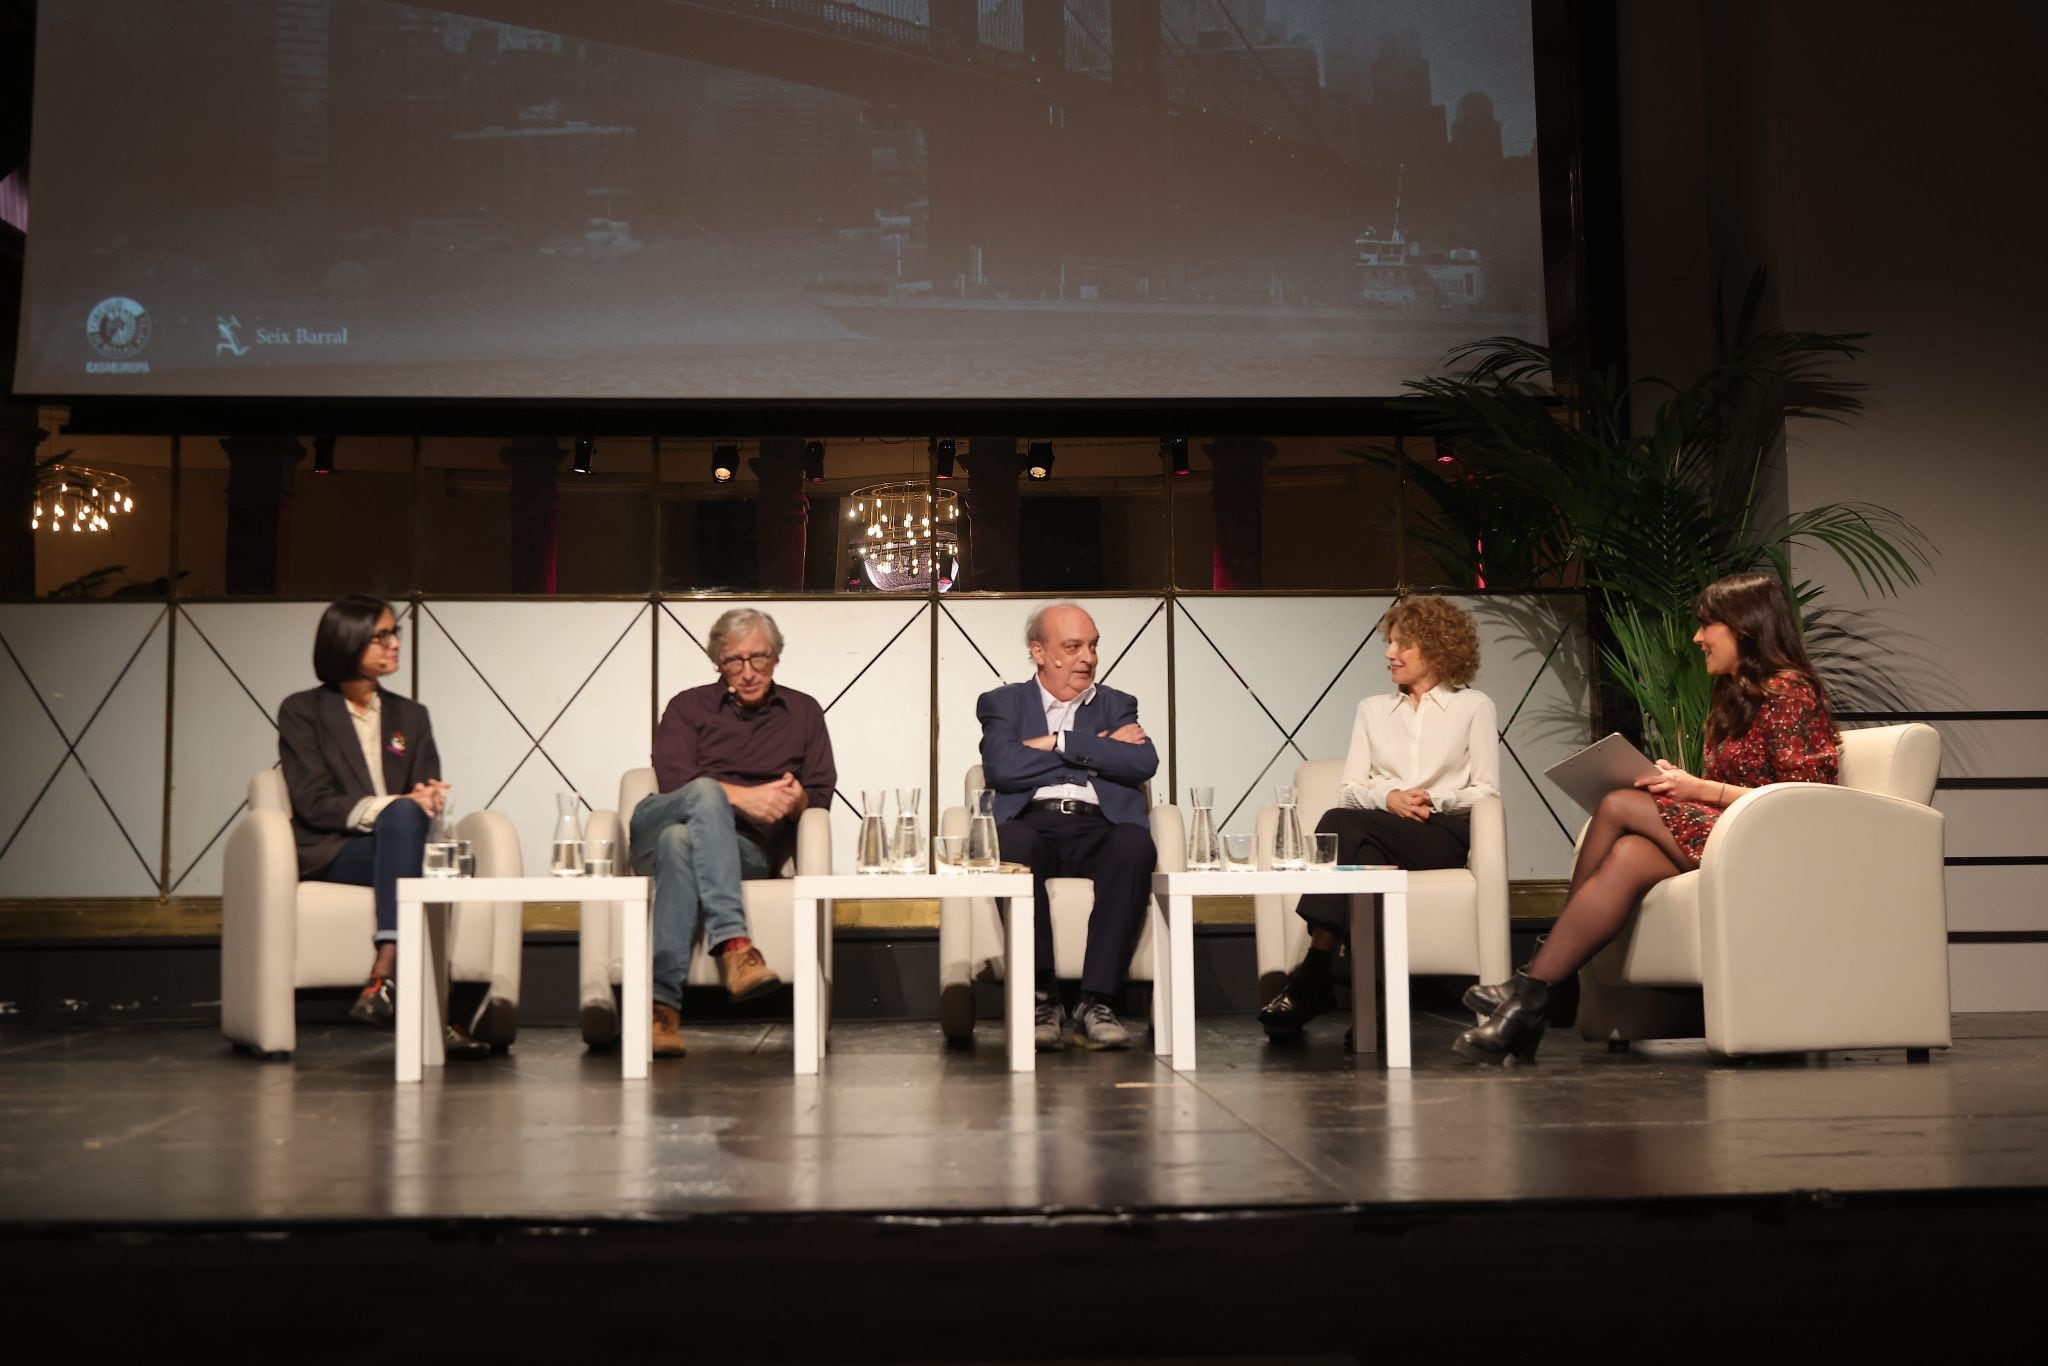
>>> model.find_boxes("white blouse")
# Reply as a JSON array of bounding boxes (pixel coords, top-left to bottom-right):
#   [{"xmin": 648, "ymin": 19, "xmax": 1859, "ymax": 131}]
[
  {"xmin": 344, "ymin": 692, "xmax": 394, "ymax": 832},
  {"xmin": 1337, "ymin": 686, "xmax": 1500, "ymax": 815}
]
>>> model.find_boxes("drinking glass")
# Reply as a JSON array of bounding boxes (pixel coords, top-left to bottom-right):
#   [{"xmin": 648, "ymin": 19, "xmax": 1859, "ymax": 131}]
[
  {"xmin": 1224, "ymin": 832, "xmax": 1254, "ymax": 871},
  {"xmin": 1311, "ymin": 832, "xmax": 1339, "ymax": 870},
  {"xmin": 422, "ymin": 840, "xmax": 455, "ymax": 878},
  {"xmin": 583, "ymin": 837, "xmax": 615, "ymax": 878},
  {"xmin": 455, "ymin": 839, "xmax": 475, "ymax": 878},
  {"xmin": 936, "ymin": 835, "xmax": 966, "ymax": 869},
  {"xmin": 966, "ymin": 788, "xmax": 1000, "ymax": 871},
  {"xmin": 857, "ymin": 790, "xmax": 890, "ymax": 874}
]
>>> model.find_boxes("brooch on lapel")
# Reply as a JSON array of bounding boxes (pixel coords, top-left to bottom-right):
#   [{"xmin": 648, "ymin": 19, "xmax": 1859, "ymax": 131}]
[{"xmin": 386, "ymin": 731, "xmax": 408, "ymax": 756}]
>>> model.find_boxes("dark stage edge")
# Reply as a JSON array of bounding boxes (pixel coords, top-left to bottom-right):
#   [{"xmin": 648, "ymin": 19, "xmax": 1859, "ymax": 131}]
[{"xmin": 3, "ymin": 1013, "xmax": 2043, "ymax": 1357}]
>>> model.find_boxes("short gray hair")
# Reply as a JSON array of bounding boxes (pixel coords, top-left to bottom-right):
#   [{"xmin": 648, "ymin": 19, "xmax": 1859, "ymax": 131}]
[
  {"xmin": 1025, "ymin": 600, "xmax": 1088, "ymax": 649},
  {"xmin": 707, "ymin": 607, "xmax": 784, "ymax": 663}
]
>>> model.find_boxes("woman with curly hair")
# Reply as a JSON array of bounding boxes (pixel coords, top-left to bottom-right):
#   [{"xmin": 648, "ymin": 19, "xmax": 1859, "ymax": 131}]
[
  {"xmin": 1259, "ymin": 595, "xmax": 1499, "ymax": 1037},
  {"xmin": 1454, "ymin": 571, "xmax": 1840, "ymax": 1065}
]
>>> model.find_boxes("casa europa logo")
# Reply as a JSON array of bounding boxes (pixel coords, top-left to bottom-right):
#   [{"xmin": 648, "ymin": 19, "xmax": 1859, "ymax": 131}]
[{"xmin": 85, "ymin": 296, "xmax": 152, "ymax": 374}]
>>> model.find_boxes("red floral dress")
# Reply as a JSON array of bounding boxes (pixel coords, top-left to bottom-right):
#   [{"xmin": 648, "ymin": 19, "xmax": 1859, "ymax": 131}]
[{"xmin": 1656, "ymin": 673, "xmax": 1839, "ymax": 862}]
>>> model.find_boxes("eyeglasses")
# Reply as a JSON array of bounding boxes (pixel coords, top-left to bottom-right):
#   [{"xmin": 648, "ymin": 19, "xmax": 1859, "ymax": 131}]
[
  {"xmin": 717, "ymin": 651, "xmax": 776, "ymax": 675},
  {"xmin": 370, "ymin": 628, "xmax": 403, "ymax": 647}
]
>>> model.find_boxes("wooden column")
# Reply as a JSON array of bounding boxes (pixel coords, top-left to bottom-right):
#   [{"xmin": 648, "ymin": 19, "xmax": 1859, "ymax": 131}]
[
  {"xmin": 1206, "ymin": 435, "xmax": 1273, "ymax": 589},
  {"xmin": 220, "ymin": 435, "xmax": 305, "ymax": 596},
  {"xmin": 500, "ymin": 438, "xmax": 563, "ymax": 595},
  {"xmin": 960, "ymin": 439, "xmax": 1026, "ymax": 591},
  {"xmin": 750, "ymin": 437, "xmax": 809, "ymax": 592}
]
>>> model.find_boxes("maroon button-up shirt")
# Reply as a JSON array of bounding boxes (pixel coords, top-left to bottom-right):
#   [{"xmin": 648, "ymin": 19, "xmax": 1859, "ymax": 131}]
[{"xmin": 652, "ymin": 682, "xmax": 837, "ymax": 851}]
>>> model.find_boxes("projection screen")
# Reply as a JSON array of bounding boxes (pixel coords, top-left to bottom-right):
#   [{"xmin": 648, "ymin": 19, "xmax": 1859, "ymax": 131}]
[{"xmin": 14, "ymin": 0, "xmax": 1545, "ymax": 402}]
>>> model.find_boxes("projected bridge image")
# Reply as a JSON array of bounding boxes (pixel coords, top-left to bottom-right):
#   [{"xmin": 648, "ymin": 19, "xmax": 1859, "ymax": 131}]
[{"xmin": 18, "ymin": 0, "xmax": 1545, "ymax": 400}]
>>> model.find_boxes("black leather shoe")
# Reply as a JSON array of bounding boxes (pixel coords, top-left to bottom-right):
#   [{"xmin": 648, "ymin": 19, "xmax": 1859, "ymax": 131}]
[
  {"xmin": 469, "ymin": 996, "xmax": 519, "ymax": 1052},
  {"xmin": 443, "ymin": 1024, "xmax": 491, "ymax": 1061},
  {"xmin": 1453, "ymin": 971, "xmax": 1552, "ymax": 1066},
  {"xmin": 1258, "ymin": 968, "xmax": 1336, "ymax": 1037},
  {"xmin": 349, "ymin": 975, "xmax": 395, "ymax": 1027}
]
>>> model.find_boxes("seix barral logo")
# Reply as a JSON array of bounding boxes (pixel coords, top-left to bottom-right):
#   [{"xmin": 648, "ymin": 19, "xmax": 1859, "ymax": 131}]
[
  {"xmin": 85, "ymin": 296, "xmax": 152, "ymax": 373},
  {"xmin": 213, "ymin": 313, "xmax": 352, "ymax": 356}
]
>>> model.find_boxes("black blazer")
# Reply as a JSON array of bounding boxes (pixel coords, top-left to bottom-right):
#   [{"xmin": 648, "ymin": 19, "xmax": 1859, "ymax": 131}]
[{"xmin": 277, "ymin": 684, "xmax": 441, "ymax": 878}]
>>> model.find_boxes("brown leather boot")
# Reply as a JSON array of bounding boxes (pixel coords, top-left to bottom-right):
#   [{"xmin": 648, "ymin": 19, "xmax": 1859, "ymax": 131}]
[
  {"xmin": 652, "ymin": 1002, "xmax": 687, "ymax": 1058},
  {"xmin": 718, "ymin": 943, "xmax": 781, "ymax": 1002}
]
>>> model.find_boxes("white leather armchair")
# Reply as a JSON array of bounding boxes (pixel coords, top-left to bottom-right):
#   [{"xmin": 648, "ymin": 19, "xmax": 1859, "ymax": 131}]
[
  {"xmin": 1253, "ymin": 758, "xmax": 1510, "ymax": 1002},
  {"xmin": 579, "ymin": 768, "xmax": 832, "ymax": 1038},
  {"xmin": 1576, "ymin": 723, "xmax": 1949, "ymax": 1059},
  {"xmin": 934, "ymin": 764, "xmax": 1182, "ymax": 1041},
  {"xmin": 221, "ymin": 770, "xmax": 524, "ymax": 1059}
]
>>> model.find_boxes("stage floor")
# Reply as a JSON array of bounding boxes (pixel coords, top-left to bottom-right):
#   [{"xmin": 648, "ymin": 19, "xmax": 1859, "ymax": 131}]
[{"xmin": 6, "ymin": 1009, "xmax": 2046, "ymax": 1224}]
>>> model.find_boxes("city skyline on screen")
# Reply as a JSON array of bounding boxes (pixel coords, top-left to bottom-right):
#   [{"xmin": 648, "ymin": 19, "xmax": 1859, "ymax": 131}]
[{"xmin": 15, "ymin": 0, "xmax": 1545, "ymax": 401}]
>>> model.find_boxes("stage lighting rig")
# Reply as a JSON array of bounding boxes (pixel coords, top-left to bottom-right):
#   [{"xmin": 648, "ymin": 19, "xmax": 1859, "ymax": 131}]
[
  {"xmin": 929, "ymin": 437, "xmax": 956, "ymax": 480},
  {"xmin": 1026, "ymin": 441, "xmax": 1054, "ymax": 480},
  {"xmin": 712, "ymin": 443, "xmax": 740, "ymax": 482},
  {"xmin": 312, "ymin": 435, "xmax": 335, "ymax": 475},
  {"xmin": 804, "ymin": 440, "xmax": 826, "ymax": 482},
  {"xmin": 1163, "ymin": 436, "xmax": 1190, "ymax": 475},
  {"xmin": 572, "ymin": 437, "xmax": 595, "ymax": 474}
]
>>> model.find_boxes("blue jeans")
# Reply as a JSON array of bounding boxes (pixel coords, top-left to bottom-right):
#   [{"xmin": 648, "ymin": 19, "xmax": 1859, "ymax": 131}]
[
  {"xmin": 318, "ymin": 798, "xmax": 430, "ymax": 944},
  {"xmin": 631, "ymin": 778, "xmax": 774, "ymax": 1009}
]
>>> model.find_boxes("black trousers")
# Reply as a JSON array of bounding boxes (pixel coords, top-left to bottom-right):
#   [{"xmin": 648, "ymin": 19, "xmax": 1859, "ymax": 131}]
[
  {"xmin": 998, "ymin": 806, "xmax": 1157, "ymax": 996},
  {"xmin": 1295, "ymin": 806, "xmax": 1471, "ymax": 933}
]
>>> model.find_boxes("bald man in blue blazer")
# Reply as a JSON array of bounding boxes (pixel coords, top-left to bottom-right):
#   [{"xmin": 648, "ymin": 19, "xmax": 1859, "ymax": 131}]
[{"xmin": 977, "ymin": 601, "xmax": 1158, "ymax": 1052}]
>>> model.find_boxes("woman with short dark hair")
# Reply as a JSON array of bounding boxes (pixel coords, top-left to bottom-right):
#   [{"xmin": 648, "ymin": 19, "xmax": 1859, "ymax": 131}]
[
  {"xmin": 278, "ymin": 595, "xmax": 486, "ymax": 1056},
  {"xmin": 1455, "ymin": 571, "xmax": 1841, "ymax": 1064}
]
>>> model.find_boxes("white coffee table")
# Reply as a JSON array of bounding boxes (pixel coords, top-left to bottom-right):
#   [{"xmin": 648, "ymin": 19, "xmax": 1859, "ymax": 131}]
[
  {"xmin": 791, "ymin": 871, "xmax": 1036, "ymax": 1075},
  {"xmin": 1150, "ymin": 867, "xmax": 1411, "ymax": 1071},
  {"xmin": 395, "ymin": 875, "xmax": 650, "ymax": 1083}
]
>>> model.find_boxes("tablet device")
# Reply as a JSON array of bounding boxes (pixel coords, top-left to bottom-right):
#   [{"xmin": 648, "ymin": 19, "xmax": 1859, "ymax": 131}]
[{"xmin": 1542, "ymin": 733, "xmax": 1663, "ymax": 817}]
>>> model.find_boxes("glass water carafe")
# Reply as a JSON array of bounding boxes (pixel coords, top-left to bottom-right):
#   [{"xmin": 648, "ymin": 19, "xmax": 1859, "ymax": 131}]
[
  {"xmin": 1185, "ymin": 785, "xmax": 1221, "ymax": 871},
  {"xmin": 966, "ymin": 787, "xmax": 1001, "ymax": 871},
  {"xmin": 857, "ymin": 790, "xmax": 891, "ymax": 873},
  {"xmin": 550, "ymin": 792, "xmax": 585, "ymax": 877},
  {"xmin": 894, "ymin": 786, "xmax": 924, "ymax": 873},
  {"xmin": 1271, "ymin": 783, "xmax": 1307, "ymax": 869}
]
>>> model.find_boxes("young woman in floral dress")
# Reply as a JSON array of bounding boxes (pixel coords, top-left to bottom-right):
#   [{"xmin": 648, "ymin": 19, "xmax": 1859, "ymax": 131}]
[{"xmin": 1454, "ymin": 572, "xmax": 1841, "ymax": 1064}]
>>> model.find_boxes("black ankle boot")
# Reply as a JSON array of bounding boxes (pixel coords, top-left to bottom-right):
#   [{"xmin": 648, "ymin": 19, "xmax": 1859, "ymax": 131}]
[
  {"xmin": 1258, "ymin": 960, "xmax": 1337, "ymax": 1037},
  {"xmin": 1461, "ymin": 978, "xmax": 1509, "ymax": 1018},
  {"xmin": 1452, "ymin": 971, "xmax": 1552, "ymax": 1066}
]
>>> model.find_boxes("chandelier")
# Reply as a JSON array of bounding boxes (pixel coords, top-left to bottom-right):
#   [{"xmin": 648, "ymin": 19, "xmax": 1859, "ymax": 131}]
[
  {"xmin": 848, "ymin": 481, "xmax": 960, "ymax": 592},
  {"xmin": 32, "ymin": 465, "xmax": 135, "ymax": 534}
]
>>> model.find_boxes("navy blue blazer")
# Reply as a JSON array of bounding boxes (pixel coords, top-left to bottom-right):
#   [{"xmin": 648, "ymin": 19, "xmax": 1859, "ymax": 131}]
[{"xmin": 975, "ymin": 679, "xmax": 1158, "ymax": 827}]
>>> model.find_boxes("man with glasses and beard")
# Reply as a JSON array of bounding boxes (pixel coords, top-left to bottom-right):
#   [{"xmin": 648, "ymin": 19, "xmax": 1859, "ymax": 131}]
[{"xmin": 607, "ymin": 608, "xmax": 836, "ymax": 1059}]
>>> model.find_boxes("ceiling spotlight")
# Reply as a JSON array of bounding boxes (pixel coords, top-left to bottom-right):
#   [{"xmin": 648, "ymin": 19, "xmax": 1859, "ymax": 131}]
[
  {"xmin": 712, "ymin": 442, "xmax": 740, "ymax": 482},
  {"xmin": 1026, "ymin": 441, "xmax": 1054, "ymax": 480},
  {"xmin": 929, "ymin": 436, "xmax": 956, "ymax": 480},
  {"xmin": 1163, "ymin": 436, "xmax": 1190, "ymax": 475},
  {"xmin": 573, "ymin": 436, "xmax": 595, "ymax": 474},
  {"xmin": 312, "ymin": 435, "xmax": 335, "ymax": 475},
  {"xmin": 803, "ymin": 440, "xmax": 826, "ymax": 482}
]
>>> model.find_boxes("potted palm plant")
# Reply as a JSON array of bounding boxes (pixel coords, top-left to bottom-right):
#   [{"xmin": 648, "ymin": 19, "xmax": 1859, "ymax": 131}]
[{"xmin": 1390, "ymin": 272, "xmax": 1931, "ymax": 770}]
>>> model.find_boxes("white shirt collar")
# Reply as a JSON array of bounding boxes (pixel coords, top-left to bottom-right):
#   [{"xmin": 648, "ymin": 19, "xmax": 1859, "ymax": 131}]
[
  {"xmin": 1391, "ymin": 684, "xmax": 1454, "ymax": 711},
  {"xmin": 1037, "ymin": 678, "xmax": 1097, "ymax": 712}
]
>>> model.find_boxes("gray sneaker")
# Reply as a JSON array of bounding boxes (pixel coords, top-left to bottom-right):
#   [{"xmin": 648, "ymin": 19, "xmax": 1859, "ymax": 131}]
[
  {"xmin": 1071, "ymin": 1000, "xmax": 1132, "ymax": 1051},
  {"xmin": 1034, "ymin": 991, "xmax": 1069, "ymax": 1052}
]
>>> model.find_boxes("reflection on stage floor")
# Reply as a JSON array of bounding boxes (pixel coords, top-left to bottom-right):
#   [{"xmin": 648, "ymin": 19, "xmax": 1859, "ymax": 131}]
[{"xmin": 5, "ymin": 1011, "xmax": 2045, "ymax": 1224}]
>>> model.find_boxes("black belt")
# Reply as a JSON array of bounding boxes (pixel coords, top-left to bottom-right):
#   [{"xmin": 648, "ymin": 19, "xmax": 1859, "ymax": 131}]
[{"xmin": 1026, "ymin": 798, "xmax": 1101, "ymax": 816}]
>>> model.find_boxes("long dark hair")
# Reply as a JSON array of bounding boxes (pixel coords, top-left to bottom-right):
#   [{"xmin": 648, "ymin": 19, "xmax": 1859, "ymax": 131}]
[
  {"xmin": 313, "ymin": 594, "xmax": 392, "ymax": 686},
  {"xmin": 1697, "ymin": 572, "xmax": 1832, "ymax": 746}
]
